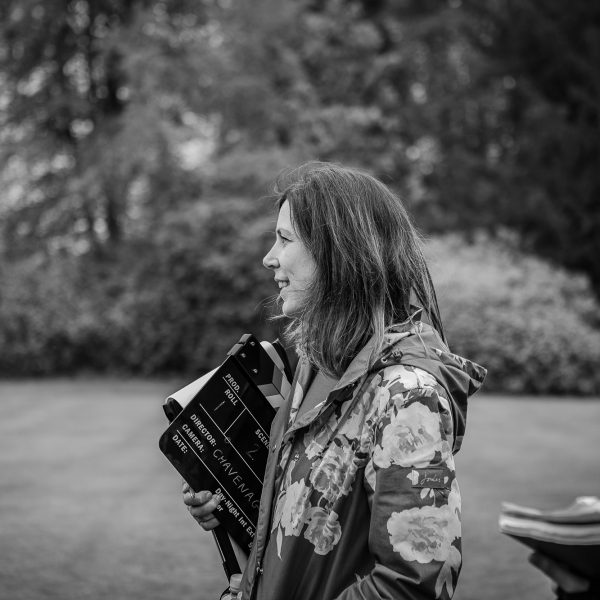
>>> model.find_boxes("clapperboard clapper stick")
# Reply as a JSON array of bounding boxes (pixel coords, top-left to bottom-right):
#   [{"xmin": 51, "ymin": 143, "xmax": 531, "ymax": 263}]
[{"xmin": 160, "ymin": 334, "xmax": 292, "ymax": 580}]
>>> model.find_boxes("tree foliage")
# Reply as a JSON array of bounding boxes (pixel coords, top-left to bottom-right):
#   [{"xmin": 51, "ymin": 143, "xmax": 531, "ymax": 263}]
[
  {"xmin": 433, "ymin": 0, "xmax": 600, "ymax": 292},
  {"xmin": 1, "ymin": 0, "xmax": 600, "ymax": 388},
  {"xmin": 0, "ymin": 0, "xmax": 210, "ymax": 254}
]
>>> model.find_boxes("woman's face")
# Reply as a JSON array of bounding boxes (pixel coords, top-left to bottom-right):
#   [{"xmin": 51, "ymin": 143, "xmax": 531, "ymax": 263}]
[{"xmin": 263, "ymin": 200, "xmax": 316, "ymax": 317}]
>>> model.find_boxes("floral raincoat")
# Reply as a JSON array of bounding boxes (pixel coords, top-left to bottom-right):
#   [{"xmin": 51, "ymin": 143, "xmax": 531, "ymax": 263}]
[{"xmin": 239, "ymin": 320, "xmax": 486, "ymax": 600}]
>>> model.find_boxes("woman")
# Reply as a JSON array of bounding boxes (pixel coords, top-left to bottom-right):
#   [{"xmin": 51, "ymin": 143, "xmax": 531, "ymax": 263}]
[{"xmin": 184, "ymin": 162, "xmax": 486, "ymax": 600}]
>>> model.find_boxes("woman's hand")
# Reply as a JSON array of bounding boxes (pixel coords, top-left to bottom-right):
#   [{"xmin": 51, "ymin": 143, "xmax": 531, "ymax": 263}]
[
  {"xmin": 182, "ymin": 480, "xmax": 221, "ymax": 531},
  {"xmin": 528, "ymin": 552, "xmax": 590, "ymax": 596}
]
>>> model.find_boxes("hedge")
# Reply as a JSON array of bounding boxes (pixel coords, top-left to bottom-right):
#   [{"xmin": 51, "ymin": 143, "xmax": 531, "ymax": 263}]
[
  {"xmin": 2, "ymin": 209, "xmax": 600, "ymax": 395},
  {"xmin": 427, "ymin": 235, "xmax": 600, "ymax": 394}
]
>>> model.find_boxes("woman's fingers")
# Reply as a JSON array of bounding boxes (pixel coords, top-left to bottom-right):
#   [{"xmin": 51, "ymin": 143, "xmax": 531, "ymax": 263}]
[
  {"xmin": 195, "ymin": 515, "xmax": 221, "ymax": 531},
  {"xmin": 180, "ymin": 482, "xmax": 221, "ymax": 529},
  {"xmin": 529, "ymin": 552, "xmax": 590, "ymax": 594},
  {"xmin": 188, "ymin": 493, "xmax": 221, "ymax": 515},
  {"xmin": 189, "ymin": 495, "xmax": 221, "ymax": 530},
  {"xmin": 182, "ymin": 489, "xmax": 213, "ymax": 506}
]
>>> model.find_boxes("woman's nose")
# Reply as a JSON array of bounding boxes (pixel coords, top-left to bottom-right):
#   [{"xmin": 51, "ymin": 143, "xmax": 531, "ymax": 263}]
[{"xmin": 263, "ymin": 247, "xmax": 279, "ymax": 270}]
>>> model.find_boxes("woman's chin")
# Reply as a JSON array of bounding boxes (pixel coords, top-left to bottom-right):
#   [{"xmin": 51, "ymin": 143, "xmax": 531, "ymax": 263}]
[
  {"xmin": 281, "ymin": 303, "xmax": 297, "ymax": 317},
  {"xmin": 280, "ymin": 288, "xmax": 308, "ymax": 318},
  {"xmin": 281, "ymin": 299, "xmax": 301, "ymax": 318}
]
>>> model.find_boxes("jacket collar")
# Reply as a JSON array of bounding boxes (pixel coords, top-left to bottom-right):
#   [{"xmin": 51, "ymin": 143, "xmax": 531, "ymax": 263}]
[{"xmin": 282, "ymin": 310, "xmax": 424, "ymax": 439}]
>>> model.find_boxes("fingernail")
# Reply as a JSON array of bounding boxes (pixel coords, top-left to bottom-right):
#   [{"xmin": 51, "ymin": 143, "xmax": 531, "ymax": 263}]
[{"xmin": 200, "ymin": 491, "xmax": 212, "ymax": 502}]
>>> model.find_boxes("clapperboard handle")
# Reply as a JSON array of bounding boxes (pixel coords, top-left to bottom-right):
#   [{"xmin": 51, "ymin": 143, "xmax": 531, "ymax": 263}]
[{"xmin": 213, "ymin": 526, "xmax": 240, "ymax": 580}]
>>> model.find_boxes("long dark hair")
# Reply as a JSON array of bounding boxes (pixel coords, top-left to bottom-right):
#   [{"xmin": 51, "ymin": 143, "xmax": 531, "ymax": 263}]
[{"xmin": 275, "ymin": 162, "xmax": 445, "ymax": 377}]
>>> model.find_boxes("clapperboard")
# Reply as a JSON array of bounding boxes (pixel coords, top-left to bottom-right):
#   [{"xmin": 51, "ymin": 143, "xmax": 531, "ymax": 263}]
[{"xmin": 159, "ymin": 335, "xmax": 292, "ymax": 559}]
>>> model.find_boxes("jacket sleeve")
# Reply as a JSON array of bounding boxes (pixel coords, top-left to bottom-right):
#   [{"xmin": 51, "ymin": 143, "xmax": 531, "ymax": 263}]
[{"xmin": 334, "ymin": 373, "xmax": 462, "ymax": 600}]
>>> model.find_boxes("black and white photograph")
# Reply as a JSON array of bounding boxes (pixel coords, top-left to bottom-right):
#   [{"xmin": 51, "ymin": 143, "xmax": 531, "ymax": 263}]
[{"xmin": 1, "ymin": 1, "xmax": 599, "ymax": 599}]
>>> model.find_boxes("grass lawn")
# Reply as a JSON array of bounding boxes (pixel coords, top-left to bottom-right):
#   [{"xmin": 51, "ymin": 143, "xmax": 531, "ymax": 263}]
[{"xmin": 0, "ymin": 380, "xmax": 598, "ymax": 600}]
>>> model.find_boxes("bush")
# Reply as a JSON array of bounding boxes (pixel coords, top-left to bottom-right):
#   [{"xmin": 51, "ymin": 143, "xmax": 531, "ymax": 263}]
[
  {"xmin": 2, "ymin": 215, "xmax": 600, "ymax": 394},
  {"xmin": 0, "ymin": 196, "xmax": 283, "ymax": 377},
  {"xmin": 426, "ymin": 235, "xmax": 600, "ymax": 395}
]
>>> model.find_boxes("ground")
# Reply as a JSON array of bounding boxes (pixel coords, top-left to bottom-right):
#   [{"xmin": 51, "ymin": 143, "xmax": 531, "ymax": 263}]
[{"xmin": 0, "ymin": 380, "xmax": 598, "ymax": 600}]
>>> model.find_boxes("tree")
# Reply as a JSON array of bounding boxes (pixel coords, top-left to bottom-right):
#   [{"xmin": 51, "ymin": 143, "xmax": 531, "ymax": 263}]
[
  {"xmin": 413, "ymin": 0, "xmax": 600, "ymax": 293},
  {"xmin": 0, "ymin": 0, "xmax": 210, "ymax": 256}
]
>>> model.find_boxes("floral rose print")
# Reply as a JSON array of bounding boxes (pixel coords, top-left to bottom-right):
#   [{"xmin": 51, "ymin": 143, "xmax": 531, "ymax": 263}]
[
  {"xmin": 373, "ymin": 400, "xmax": 446, "ymax": 469},
  {"xmin": 271, "ymin": 477, "xmax": 312, "ymax": 558},
  {"xmin": 304, "ymin": 507, "xmax": 342, "ymax": 555},
  {"xmin": 371, "ymin": 380, "xmax": 391, "ymax": 415},
  {"xmin": 309, "ymin": 443, "xmax": 351, "ymax": 503},
  {"xmin": 342, "ymin": 404, "xmax": 368, "ymax": 442},
  {"xmin": 274, "ymin": 373, "xmax": 460, "ymax": 566},
  {"xmin": 303, "ymin": 421, "xmax": 335, "ymax": 460},
  {"xmin": 281, "ymin": 480, "xmax": 312, "ymax": 536},
  {"xmin": 287, "ymin": 379, "xmax": 308, "ymax": 426},
  {"xmin": 386, "ymin": 502, "xmax": 461, "ymax": 564},
  {"xmin": 271, "ymin": 478, "xmax": 345, "ymax": 558},
  {"xmin": 304, "ymin": 436, "xmax": 325, "ymax": 460},
  {"xmin": 384, "ymin": 363, "xmax": 439, "ymax": 392},
  {"xmin": 245, "ymin": 321, "xmax": 486, "ymax": 600},
  {"xmin": 435, "ymin": 546, "xmax": 462, "ymax": 598},
  {"xmin": 272, "ymin": 479, "xmax": 312, "ymax": 537},
  {"xmin": 364, "ymin": 459, "xmax": 376, "ymax": 494}
]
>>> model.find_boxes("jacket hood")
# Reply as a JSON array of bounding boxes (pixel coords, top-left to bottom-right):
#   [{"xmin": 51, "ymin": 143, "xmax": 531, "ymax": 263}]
[{"xmin": 371, "ymin": 320, "xmax": 487, "ymax": 454}]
